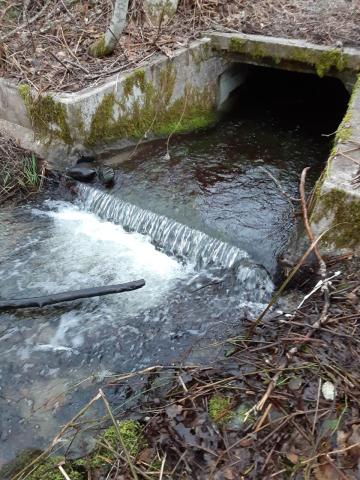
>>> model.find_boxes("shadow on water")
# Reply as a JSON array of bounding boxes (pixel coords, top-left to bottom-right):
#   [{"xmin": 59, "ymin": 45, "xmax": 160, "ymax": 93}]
[
  {"xmin": 104, "ymin": 67, "xmax": 349, "ymax": 273},
  {"xmin": 0, "ymin": 67, "xmax": 349, "ymax": 466}
]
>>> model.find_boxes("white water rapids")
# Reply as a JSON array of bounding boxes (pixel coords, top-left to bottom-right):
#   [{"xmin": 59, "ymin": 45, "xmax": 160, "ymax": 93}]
[{"xmin": 0, "ymin": 188, "xmax": 272, "ymax": 464}]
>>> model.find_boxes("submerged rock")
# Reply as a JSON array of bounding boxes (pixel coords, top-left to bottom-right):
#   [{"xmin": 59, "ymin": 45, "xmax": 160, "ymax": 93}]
[
  {"xmin": 67, "ymin": 166, "xmax": 96, "ymax": 182},
  {"xmin": 99, "ymin": 166, "xmax": 115, "ymax": 187},
  {"xmin": 76, "ymin": 155, "xmax": 96, "ymax": 164}
]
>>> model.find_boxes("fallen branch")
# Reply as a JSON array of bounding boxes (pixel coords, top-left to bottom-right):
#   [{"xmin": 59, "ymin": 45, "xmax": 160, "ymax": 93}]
[
  {"xmin": 300, "ymin": 167, "xmax": 326, "ymax": 276},
  {"xmin": 0, "ymin": 280, "xmax": 145, "ymax": 311}
]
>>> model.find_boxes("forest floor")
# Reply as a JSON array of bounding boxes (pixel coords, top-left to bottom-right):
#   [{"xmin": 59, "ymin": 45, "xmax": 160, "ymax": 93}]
[{"xmin": 0, "ymin": 0, "xmax": 360, "ymax": 92}]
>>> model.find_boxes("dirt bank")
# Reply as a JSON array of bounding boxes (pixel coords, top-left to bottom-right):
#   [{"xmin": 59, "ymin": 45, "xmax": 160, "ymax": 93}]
[{"xmin": 1, "ymin": 0, "xmax": 359, "ymax": 92}]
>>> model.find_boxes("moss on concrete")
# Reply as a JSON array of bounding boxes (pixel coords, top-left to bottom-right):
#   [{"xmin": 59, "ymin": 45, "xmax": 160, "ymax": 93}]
[
  {"xmin": 334, "ymin": 74, "xmax": 360, "ymax": 143},
  {"xmin": 88, "ymin": 35, "xmax": 113, "ymax": 58},
  {"xmin": 18, "ymin": 84, "xmax": 72, "ymax": 145},
  {"xmin": 190, "ymin": 42, "xmax": 213, "ymax": 70},
  {"xmin": 229, "ymin": 38, "xmax": 247, "ymax": 53},
  {"xmin": 316, "ymin": 49, "xmax": 347, "ymax": 77},
  {"xmin": 313, "ymin": 189, "xmax": 360, "ymax": 249},
  {"xmin": 228, "ymin": 38, "xmax": 347, "ymax": 78},
  {"xmin": 85, "ymin": 63, "xmax": 216, "ymax": 147},
  {"xmin": 335, "ymin": 109, "xmax": 352, "ymax": 142}
]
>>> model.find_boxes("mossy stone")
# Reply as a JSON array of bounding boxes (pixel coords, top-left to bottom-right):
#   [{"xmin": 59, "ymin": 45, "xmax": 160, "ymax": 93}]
[
  {"xmin": 89, "ymin": 35, "xmax": 113, "ymax": 58},
  {"xmin": 228, "ymin": 38, "xmax": 347, "ymax": 78},
  {"xmin": 84, "ymin": 64, "xmax": 216, "ymax": 147},
  {"xmin": 18, "ymin": 84, "xmax": 72, "ymax": 145},
  {"xmin": 313, "ymin": 188, "xmax": 360, "ymax": 249}
]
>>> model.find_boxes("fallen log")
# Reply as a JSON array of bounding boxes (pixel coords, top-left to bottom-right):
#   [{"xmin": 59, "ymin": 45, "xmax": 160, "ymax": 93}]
[{"xmin": 0, "ymin": 280, "xmax": 145, "ymax": 311}]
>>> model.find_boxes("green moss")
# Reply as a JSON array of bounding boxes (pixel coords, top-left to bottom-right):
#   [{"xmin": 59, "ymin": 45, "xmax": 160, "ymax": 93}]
[
  {"xmin": 88, "ymin": 35, "xmax": 113, "ymax": 58},
  {"xmin": 74, "ymin": 420, "xmax": 147, "ymax": 475},
  {"xmin": 26, "ymin": 456, "xmax": 83, "ymax": 480},
  {"xmin": 123, "ymin": 69, "xmax": 147, "ymax": 97},
  {"xmin": 309, "ymin": 160, "xmax": 331, "ymax": 215},
  {"xmin": 0, "ymin": 449, "xmax": 43, "ymax": 479},
  {"xmin": 18, "ymin": 84, "xmax": 72, "ymax": 145},
  {"xmin": 87, "ymin": 92, "xmax": 116, "ymax": 146},
  {"xmin": 280, "ymin": 46, "xmax": 347, "ymax": 77},
  {"xmin": 229, "ymin": 38, "xmax": 247, "ymax": 53},
  {"xmin": 190, "ymin": 43, "xmax": 213, "ymax": 70},
  {"xmin": 314, "ymin": 189, "xmax": 360, "ymax": 248},
  {"xmin": 228, "ymin": 38, "xmax": 347, "ymax": 78},
  {"xmin": 316, "ymin": 49, "xmax": 347, "ymax": 78},
  {"xmin": 103, "ymin": 419, "xmax": 146, "ymax": 456},
  {"xmin": 208, "ymin": 395, "xmax": 234, "ymax": 424},
  {"xmin": 335, "ymin": 110, "xmax": 352, "ymax": 142},
  {"xmin": 84, "ymin": 63, "xmax": 216, "ymax": 147}
]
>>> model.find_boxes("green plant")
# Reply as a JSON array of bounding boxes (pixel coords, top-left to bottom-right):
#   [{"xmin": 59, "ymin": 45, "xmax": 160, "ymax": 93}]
[
  {"xmin": 22, "ymin": 153, "xmax": 40, "ymax": 189},
  {"xmin": 208, "ymin": 395, "xmax": 234, "ymax": 424},
  {"xmin": 26, "ymin": 456, "xmax": 83, "ymax": 480}
]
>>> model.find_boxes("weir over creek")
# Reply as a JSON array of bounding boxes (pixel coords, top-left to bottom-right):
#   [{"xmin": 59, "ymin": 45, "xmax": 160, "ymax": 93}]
[{"xmin": 0, "ymin": 67, "xmax": 350, "ymax": 465}]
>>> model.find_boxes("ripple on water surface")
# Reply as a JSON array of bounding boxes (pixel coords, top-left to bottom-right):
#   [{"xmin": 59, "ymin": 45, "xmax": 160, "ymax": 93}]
[{"xmin": 0, "ymin": 199, "xmax": 271, "ymax": 464}]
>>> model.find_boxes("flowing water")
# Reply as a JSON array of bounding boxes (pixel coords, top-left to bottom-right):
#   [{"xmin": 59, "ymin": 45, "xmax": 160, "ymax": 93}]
[{"xmin": 0, "ymin": 69, "xmax": 347, "ymax": 465}]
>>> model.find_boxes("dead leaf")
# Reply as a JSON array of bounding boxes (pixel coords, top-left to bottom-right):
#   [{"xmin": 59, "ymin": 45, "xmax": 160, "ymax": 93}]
[
  {"xmin": 137, "ymin": 448, "xmax": 155, "ymax": 464},
  {"xmin": 314, "ymin": 459, "xmax": 341, "ymax": 480},
  {"xmin": 286, "ymin": 452, "xmax": 299, "ymax": 464}
]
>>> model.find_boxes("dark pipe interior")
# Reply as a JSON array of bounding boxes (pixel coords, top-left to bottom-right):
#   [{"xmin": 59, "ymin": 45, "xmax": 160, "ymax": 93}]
[{"xmin": 227, "ymin": 65, "xmax": 350, "ymax": 136}]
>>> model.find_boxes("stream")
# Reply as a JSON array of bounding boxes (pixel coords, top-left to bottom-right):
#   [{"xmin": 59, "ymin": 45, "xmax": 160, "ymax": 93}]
[{"xmin": 0, "ymin": 69, "xmax": 347, "ymax": 465}]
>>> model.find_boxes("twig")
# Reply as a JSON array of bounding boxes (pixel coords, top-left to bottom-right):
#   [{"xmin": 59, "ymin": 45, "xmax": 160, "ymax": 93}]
[
  {"xmin": 260, "ymin": 166, "xmax": 300, "ymax": 204},
  {"xmin": 99, "ymin": 389, "xmax": 139, "ymax": 480},
  {"xmin": 13, "ymin": 392, "xmax": 102, "ymax": 480},
  {"xmin": 164, "ymin": 88, "xmax": 188, "ymax": 160},
  {"xmin": 300, "ymin": 167, "xmax": 326, "ymax": 275},
  {"xmin": 58, "ymin": 464, "xmax": 72, "ymax": 480},
  {"xmin": 247, "ymin": 228, "xmax": 329, "ymax": 336},
  {"xmin": 0, "ymin": 1, "xmax": 52, "ymax": 42},
  {"xmin": 312, "ymin": 378, "xmax": 322, "ymax": 436},
  {"xmin": 339, "ymin": 151, "xmax": 360, "ymax": 167},
  {"xmin": 159, "ymin": 453, "xmax": 167, "ymax": 480}
]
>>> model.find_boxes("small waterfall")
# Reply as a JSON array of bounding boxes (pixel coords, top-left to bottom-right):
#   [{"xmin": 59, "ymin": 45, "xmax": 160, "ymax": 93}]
[{"xmin": 76, "ymin": 184, "xmax": 273, "ymax": 297}]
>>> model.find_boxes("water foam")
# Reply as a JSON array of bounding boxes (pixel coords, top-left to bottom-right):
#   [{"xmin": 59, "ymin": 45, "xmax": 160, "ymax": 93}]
[{"xmin": 77, "ymin": 185, "xmax": 248, "ymax": 270}]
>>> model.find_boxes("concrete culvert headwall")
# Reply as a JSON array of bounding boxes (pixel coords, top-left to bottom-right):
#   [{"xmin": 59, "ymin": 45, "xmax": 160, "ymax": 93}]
[{"xmin": 1, "ymin": 32, "xmax": 360, "ymax": 252}]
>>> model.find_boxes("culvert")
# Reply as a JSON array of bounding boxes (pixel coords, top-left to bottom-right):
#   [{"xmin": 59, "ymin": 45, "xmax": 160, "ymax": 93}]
[{"xmin": 1, "ymin": 32, "xmax": 360, "ymax": 467}]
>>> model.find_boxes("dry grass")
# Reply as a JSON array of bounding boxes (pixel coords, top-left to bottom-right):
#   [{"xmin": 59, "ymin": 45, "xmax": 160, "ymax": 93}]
[
  {"xmin": 0, "ymin": 132, "xmax": 43, "ymax": 205},
  {"xmin": 0, "ymin": 0, "xmax": 359, "ymax": 92}
]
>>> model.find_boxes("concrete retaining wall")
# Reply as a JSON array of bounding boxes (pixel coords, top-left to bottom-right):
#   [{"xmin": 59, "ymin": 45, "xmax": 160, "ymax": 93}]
[
  {"xmin": 1, "ymin": 32, "xmax": 360, "ymax": 251},
  {"xmin": 0, "ymin": 39, "xmax": 228, "ymax": 168},
  {"xmin": 311, "ymin": 75, "xmax": 360, "ymax": 253}
]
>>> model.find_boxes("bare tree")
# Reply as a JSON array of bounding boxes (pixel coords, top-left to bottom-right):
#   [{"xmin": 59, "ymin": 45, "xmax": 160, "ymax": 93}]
[{"xmin": 89, "ymin": 0, "xmax": 130, "ymax": 58}]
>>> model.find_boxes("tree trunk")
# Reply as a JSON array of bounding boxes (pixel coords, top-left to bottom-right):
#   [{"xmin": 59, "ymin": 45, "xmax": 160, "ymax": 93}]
[{"xmin": 89, "ymin": 0, "xmax": 130, "ymax": 58}]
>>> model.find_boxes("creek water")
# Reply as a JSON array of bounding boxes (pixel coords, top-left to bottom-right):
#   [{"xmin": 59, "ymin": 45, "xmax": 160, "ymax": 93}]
[{"xmin": 0, "ymin": 69, "xmax": 347, "ymax": 465}]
